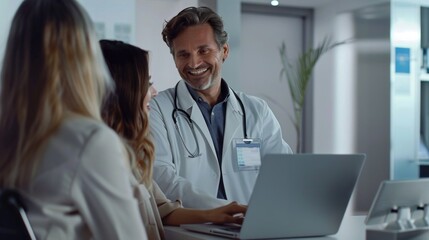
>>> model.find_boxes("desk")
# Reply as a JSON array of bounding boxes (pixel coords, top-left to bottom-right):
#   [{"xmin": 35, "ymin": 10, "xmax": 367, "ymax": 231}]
[{"xmin": 165, "ymin": 215, "xmax": 366, "ymax": 240}]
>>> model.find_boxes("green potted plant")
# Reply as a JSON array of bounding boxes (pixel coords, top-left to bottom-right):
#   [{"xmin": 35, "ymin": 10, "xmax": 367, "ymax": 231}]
[{"xmin": 279, "ymin": 37, "xmax": 348, "ymax": 153}]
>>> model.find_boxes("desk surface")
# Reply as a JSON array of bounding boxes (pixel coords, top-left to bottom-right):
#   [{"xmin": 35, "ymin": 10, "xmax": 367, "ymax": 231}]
[{"xmin": 165, "ymin": 215, "xmax": 366, "ymax": 240}]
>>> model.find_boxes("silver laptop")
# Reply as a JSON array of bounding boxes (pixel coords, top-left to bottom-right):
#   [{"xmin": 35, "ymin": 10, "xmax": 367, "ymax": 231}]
[
  {"xmin": 366, "ymin": 178, "xmax": 429, "ymax": 226},
  {"xmin": 181, "ymin": 154, "xmax": 366, "ymax": 239}
]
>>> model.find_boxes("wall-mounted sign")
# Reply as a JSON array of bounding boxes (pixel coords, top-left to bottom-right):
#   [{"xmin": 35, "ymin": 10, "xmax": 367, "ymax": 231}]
[{"xmin": 395, "ymin": 47, "xmax": 410, "ymax": 74}]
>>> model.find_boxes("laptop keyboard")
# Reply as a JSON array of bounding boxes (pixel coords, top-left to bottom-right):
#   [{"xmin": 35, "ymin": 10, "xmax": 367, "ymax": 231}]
[{"xmin": 217, "ymin": 225, "xmax": 241, "ymax": 233}]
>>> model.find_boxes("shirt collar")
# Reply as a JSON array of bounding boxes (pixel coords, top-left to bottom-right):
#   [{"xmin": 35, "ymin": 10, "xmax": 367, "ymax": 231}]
[{"xmin": 185, "ymin": 79, "xmax": 230, "ymax": 104}]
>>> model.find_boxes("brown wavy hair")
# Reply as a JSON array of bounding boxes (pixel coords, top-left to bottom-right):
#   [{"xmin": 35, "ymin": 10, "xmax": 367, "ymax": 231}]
[
  {"xmin": 162, "ymin": 6, "xmax": 228, "ymax": 54},
  {"xmin": 100, "ymin": 40, "xmax": 154, "ymax": 187}
]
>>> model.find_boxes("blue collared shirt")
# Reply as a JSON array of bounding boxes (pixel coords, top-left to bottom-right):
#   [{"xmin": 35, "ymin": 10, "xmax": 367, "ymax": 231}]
[{"xmin": 186, "ymin": 80, "xmax": 230, "ymax": 199}]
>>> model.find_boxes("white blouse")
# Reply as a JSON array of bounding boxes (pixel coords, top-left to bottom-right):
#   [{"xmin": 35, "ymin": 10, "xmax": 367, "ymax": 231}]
[
  {"xmin": 20, "ymin": 116, "xmax": 148, "ymax": 240},
  {"xmin": 133, "ymin": 179, "xmax": 182, "ymax": 240}
]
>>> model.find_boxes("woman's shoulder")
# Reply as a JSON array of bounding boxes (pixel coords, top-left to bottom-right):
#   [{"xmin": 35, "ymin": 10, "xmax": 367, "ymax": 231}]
[
  {"xmin": 151, "ymin": 87, "xmax": 175, "ymax": 104},
  {"xmin": 33, "ymin": 115, "xmax": 125, "ymax": 193},
  {"xmin": 56, "ymin": 115, "xmax": 119, "ymax": 147}
]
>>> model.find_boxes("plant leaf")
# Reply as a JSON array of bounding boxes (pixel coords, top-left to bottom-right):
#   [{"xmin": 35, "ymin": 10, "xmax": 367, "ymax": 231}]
[{"xmin": 278, "ymin": 36, "xmax": 349, "ymax": 152}]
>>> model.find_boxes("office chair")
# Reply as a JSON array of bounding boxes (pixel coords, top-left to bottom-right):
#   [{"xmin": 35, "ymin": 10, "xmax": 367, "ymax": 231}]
[{"xmin": 0, "ymin": 189, "xmax": 37, "ymax": 240}]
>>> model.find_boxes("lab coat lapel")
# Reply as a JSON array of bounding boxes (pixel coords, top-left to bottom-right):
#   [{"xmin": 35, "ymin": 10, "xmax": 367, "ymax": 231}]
[
  {"xmin": 222, "ymin": 89, "xmax": 242, "ymax": 159},
  {"xmin": 176, "ymin": 81, "xmax": 217, "ymax": 159}
]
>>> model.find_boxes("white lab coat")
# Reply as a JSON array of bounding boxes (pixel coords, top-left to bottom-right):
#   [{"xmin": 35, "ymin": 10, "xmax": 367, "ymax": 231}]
[{"xmin": 150, "ymin": 80, "xmax": 292, "ymax": 209}]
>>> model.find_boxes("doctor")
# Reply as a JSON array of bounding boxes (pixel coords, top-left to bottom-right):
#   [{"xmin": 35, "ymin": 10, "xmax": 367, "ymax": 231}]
[{"xmin": 150, "ymin": 6, "xmax": 293, "ymax": 209}]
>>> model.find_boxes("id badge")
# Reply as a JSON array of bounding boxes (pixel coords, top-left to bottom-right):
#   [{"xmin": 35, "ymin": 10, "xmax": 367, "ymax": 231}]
[{"xmin": 233, "ymin": 138, "xmax": 261, "ymax": 171}]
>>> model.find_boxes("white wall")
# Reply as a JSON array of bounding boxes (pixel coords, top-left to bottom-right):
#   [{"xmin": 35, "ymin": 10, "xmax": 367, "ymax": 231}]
[
  {"xmin": 390, "ymin": 0, "xmax": 421, "ymax": 180},
  {"xmin": 0, "ymin": 0, "xmax": 136, "ymax": 72},
  {"xmin": 77, "ymin": 0, "xmax": 136, "ymax": 43},
  {"xmin": 313, "ymin": 0, "xmax": 391, "ymax": 213},
  {"xmin": 135, "ymin": 0, "xmax": 198, "ymax": 91},
  {"xmin": 0, "ymin": 0, "xmax": 23, "ymax": 69},
  {"xmin": 239, "ymin": 12, "xmax": 303, "ymax": 152},
  {"xmin": 313, "ymin": 0, "xmax": 389, "ymax": 153},
  {"xmin": 83, "ymin": 0, "xmax": 197, "ymax": 92},
  {"xmin": 312, "ymin": 4, "xmax": 341, "ymax": 152}
]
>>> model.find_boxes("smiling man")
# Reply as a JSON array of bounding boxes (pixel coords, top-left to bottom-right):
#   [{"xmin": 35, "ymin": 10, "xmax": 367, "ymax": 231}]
[{"xmin": 149, "ymin": 6, "xmax": 292, "ymax": 209}]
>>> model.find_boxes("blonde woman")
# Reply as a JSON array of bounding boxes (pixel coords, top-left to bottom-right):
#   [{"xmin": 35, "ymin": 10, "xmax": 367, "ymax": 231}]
[
  {"xmin": 100, "ymin": 40, "xmax": 246, "ymax": 240},
  {"xmin": 0, "ymin": 0, "xmax": 148, "ymax": 239}
]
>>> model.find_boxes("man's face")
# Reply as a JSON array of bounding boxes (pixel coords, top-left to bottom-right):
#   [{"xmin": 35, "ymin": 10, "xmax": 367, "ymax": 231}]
[{"xmin": 171, "ymin": 23, "xmax": 228, "ymax": 92}]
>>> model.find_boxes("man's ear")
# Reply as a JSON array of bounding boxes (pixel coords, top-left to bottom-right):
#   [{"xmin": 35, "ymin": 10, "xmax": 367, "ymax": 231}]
[{"xmin": 222, "ymin": 43, "xmax": 229, "ymax": 62}]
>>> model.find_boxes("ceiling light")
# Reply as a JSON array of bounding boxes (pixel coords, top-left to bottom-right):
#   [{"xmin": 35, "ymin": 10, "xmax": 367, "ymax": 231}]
[{"xmin": 271, "ymin": 0, "xmax": 279, "ymax": 6}]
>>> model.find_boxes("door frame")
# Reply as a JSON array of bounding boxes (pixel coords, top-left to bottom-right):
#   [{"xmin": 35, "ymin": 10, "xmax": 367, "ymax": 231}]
[{"xmin": 241, "ymin": 3, "xmax": 314, "ymax": 152}]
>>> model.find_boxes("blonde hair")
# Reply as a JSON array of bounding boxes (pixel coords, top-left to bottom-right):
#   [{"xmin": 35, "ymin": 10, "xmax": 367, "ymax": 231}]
[
  {"xmin": 0, "ymin": 0, "xmax": 113, "ymax": 188},
  {"xmin": 100, "ymin": 40, "xmax": 154, "ymax": 188}
]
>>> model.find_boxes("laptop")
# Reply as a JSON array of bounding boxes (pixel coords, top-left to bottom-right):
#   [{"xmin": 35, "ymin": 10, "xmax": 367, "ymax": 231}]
[
  {"xmin": 366, "ymin": 178, "xmax": 429, "ymax": 226},
  {"xmin": 181, "ymin": 153, "xmax": 366, "ymax": 239}
]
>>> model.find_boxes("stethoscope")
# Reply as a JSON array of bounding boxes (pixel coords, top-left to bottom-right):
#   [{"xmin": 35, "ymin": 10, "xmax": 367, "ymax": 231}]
[{"xmin": 172, "ymin": 82, "xmax": 248, "ymax": 158}]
